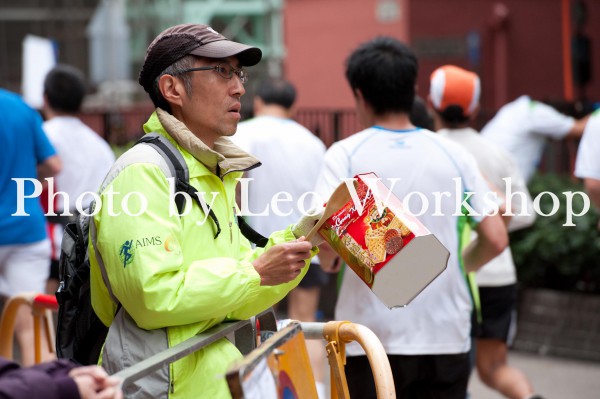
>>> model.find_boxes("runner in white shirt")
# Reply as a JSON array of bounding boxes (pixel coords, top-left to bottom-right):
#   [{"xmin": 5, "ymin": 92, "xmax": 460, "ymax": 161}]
[
  {"xmin": 42, "ymin": 65, "xmax": 115, "ymax": 292},
  {"xmin": 314, "ymin": 37, "xmax": 507, "ymax": 399},
  {"xmin": 43, "ymin": 117, "xmax": 115, "ymax": 212},
  {"xmin": 481, "ymin": 95, "xmax": 589, "ymax": 182},
  {"xmin": 437, "ymin": 129, "xmax": 534, "ymax": 286},
  {"xmin": 430, "ymin": 65, "xmax": 542, "ymax": 399},
  {"xmin": 574, "ymin": 110, "xmax": 600, "ymax": 227},
  {"xmin": 231, "ymin": 78, "xmax": 328, "ymax": 397}
]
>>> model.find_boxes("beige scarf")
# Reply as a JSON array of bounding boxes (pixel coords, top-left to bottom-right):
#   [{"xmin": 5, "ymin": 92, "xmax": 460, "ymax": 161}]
[{"xmin": 156, "ymin": 108, "xmax": 260, "ymax": 177}]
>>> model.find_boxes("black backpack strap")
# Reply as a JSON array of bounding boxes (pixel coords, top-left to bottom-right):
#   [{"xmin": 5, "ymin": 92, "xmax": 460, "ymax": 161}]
[
  {"xmin": 89, "ymin": 202, "xmax": 120, "ymax": 306},
  {"xmin": 177, "ymin": 178, "xmax": 222, "ymax": 239},
  {"xmin": 136, "ymin": 133, "xmax": 188, "ymax": 215},
  {"xmin": 237, "ymin": 216, "xmax": 268, "ymax": 248},
  {"xmin": 136, "ymin": 133, "xmax": 222, "ymax": 238},
  {"xmin": 135, "ymin": 133, "xmax": 268, "ymax": 246}
]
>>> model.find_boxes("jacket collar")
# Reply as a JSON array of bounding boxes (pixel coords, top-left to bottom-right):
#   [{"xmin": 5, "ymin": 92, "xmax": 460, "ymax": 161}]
[{"xmin": 143, "ymin": 108, "xmax": 261, "ymax": 178}]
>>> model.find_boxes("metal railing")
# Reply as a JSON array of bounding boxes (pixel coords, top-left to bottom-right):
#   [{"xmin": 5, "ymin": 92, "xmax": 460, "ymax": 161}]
[
  {"xmin": 0, "ymin": 295, "xmax": 395, "ymax": 397},
  {"xmin": 303, "ymin": 321, "xmax": 396, "ymax": 399},
  {"xmin": 112, "ymin": 308, "xmax": 277, "ymax": 390},
  {"xmin": 295, "ymin": 108, "xmax": 361, "ymax": 148},
  {"xmin": 0, "ymin": 293, "xmax": 58, "ymax": 364},
  {"xmin": 77, "ymin": 105, "xmax": 579, "ymax": 176},
  {"xmin": 77, "ymin": 105, "xmax": 362, "ymax": 149},
  {"xmin": 113, "ymin": 313, "xmax": 396, "ymax": 398}
]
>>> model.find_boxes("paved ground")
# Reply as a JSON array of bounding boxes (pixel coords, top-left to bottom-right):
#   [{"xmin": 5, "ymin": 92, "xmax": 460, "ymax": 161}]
[{"xmin": 468, "ymin": 350, "xmax": 600, "ymax": 399}]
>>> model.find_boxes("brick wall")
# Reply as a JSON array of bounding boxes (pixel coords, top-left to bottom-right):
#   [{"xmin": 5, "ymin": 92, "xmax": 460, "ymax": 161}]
[{"xmin": 514, "ymin": 288, "xmax": 600, "ymax": 362}]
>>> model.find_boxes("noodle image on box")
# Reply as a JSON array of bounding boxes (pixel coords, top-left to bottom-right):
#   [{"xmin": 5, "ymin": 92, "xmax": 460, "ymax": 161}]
[{"xmin": 317, "ymin": 173, "xmax": 450, "ymax": 308}]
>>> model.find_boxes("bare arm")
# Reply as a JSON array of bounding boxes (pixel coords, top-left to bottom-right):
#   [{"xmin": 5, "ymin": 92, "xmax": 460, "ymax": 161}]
[
  {"xmin": 583, "ymin": 178, "xmax": 600, "ymax": 211},
  {"xmin": 484, "ymin": 175, "xmax": 512, "ymax": 228},
  {"xmin": 463, "ymin": 213, "xmax": 508, "ymax": 273},
  {"xmin": 565, "ymin": 114, "xmax": 591, "ymax": 139},
  {"xmin": 37, "ymin": 154, "xmax": 62, "ymax": 180},
  {"xmin": 504, "ymin": 164, "xmax": 536, "ymax": 232},
  {"xmin": 317, "ymin": 242, "xmax": 341, "ymax": 273}
]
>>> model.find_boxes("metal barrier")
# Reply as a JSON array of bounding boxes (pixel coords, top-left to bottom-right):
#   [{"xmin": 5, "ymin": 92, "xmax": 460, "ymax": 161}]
[
  {"xmin": 113, "ymin": 312, "xmax": 395, "ymax": 398},
  {"xmin": 0, "ymin": 292, "xmax": 58, "ymax": 364},
  {"xmin": 112, "ymin": 308, "xmax": 277, "ymax": 391},
  {"xmin": 227, "ymin": 321, "xmax": 319, "ymax": 398},
  {"xmin": 303, "ymin": 321, "xmax": 395, "ymax": 399}
]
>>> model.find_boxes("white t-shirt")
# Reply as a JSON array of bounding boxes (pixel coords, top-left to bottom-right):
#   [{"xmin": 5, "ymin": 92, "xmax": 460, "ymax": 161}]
[
  {"xmin": 314, "ymin": 126, "xmax": 494, "ymax": 355},
  {"xmin": 481, "ymin": 95, "xmax": 575, "ymax": 182},
  {"xmin": 44, "ymin": 116, "xmax": 115, "ymax": 211},
  {"xmin": 44, "ymin": 116, "xmax": 115, "ymax": 258},
  {"xmin": 232, "ymin": 115, "xmax": 325, "ymax": 237},
  {"xmin": 575, "ymin": 110, "xmax": 600, "ymax": 180},
  {"xmin": 439, "ymin": 127, "xmax": 535, "ymax": 286}
]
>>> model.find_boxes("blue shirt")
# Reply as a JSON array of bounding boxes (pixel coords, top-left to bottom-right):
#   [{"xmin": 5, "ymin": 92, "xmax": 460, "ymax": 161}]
[{"xmin": 0, "ymin": 89, "xmax": 56, "ymax": 244}]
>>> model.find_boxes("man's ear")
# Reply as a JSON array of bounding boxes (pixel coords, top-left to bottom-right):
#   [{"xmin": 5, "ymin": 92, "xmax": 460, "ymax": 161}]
[
  {"xmin": 354, "ymin": 88, "xmax": 365, "ymax": 107},
  {"xmin": 41, "ymin": 93, "xmax": 55, "ymax": 120},
  {"xmin": 42, "ymin": 94, "xmax": 50, "ymax": 112},
  {"xmin": 355, "ymin": 89, "xmax": 375, "ymax": 113},
  {"xmin": 287, "ymin": 103, "xmax": 297, "ymax": 119},
  {"xmin": 158, "ymin": 74, "xmax": 185, "ymax": 108}
]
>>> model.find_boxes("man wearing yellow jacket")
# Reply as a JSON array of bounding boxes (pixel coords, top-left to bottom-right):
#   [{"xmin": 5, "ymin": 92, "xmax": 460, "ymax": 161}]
[{"xmin": 89, "ymin": 24, "xmax": 318, "ymax": 398}]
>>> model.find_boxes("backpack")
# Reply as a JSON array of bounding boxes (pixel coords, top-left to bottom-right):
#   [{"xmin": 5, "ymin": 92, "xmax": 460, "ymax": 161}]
[{"xmin": 55, "ymin": 133, "xmax": 267, "ymax": 365}]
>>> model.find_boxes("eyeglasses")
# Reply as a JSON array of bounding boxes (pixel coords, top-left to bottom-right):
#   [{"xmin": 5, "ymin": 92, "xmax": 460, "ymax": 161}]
[{"xmin": 178, "ymin": 63, "xmax": 248, "ymax": 84}]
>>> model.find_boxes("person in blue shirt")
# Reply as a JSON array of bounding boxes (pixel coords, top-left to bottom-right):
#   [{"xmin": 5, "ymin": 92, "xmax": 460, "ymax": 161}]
[{"xmin": 0, "ymin": 88, "xmax": 61, "ymax": 365}]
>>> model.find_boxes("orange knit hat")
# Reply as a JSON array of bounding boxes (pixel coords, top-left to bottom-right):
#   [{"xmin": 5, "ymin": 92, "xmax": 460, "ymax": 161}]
[{"xmin": 429, "ymin": 65, "xmax": 480, "ymax": 116}]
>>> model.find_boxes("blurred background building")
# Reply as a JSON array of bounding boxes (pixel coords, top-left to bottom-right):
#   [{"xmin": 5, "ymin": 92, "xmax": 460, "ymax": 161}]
[
  {"xmin": 0, "ymin": 0, "xmax": 596, "ymax": 203},
  {"xmin": 0, "ymin": 0, "xmax": 599, "ymax": 369},
  {"xmin": 0, "ymin": 0, "xmax": 598, "ymax": 188},
  {"xmin": 2, "ymin": 1, "xmax": 597, "ymax": 105}
]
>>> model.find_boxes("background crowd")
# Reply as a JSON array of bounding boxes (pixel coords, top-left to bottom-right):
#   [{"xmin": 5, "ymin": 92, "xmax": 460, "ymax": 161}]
[{"xmin": 0, "ymin": 1, "xmax": 599, "ymax": 398}]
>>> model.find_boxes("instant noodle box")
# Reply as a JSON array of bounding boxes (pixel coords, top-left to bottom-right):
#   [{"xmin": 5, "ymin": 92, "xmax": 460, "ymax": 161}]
[{"xmin": 308, "ymin": 172, "xmax": 450, "ymax": 308}]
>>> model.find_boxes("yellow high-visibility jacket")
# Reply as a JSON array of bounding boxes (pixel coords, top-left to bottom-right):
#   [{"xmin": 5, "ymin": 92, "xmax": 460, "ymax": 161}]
[{"xmin": 90, "ymin": 109, "xmax": 313, "ymax": 398}]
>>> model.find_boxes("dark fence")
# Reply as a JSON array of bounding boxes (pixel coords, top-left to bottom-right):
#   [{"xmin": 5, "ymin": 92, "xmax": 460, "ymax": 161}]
[
  {"xmin": 78, "ymin": 104, "xmax": 154, "ymax": 145},
  {"xmin": 78, "ymin": 105, "xmax": 577, "ymax": 176},
  {"xmin": 295, "ymin": 108, "xmax": 362, "ymax": 148}
]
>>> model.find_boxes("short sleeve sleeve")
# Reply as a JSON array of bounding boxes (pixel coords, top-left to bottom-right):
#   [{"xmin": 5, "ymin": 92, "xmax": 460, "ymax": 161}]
[
  {"xmin": 32, "ymin": 111, "xmax": 56, "ymax": 163},
  {"xmin": 529, "ymin": 100, "xmax": 575, "ymax": 139},
  {"xmin": 313, "ymin": 142, "xmax": 351, "ymax": 205},
  {"xmin": 575, "ymin": 113, "xmax": 600, "ymax": 180}
]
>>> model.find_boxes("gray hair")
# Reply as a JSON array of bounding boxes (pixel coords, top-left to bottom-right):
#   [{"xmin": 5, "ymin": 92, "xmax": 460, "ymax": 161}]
[{"xmin": 152, "ymin": 55, "xmax": 196, "ymax": 112}]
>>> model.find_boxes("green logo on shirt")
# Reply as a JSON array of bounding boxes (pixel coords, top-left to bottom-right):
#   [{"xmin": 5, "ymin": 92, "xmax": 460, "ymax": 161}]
[
  {"xmin": 118, "ymin": 236, "xmax": 164, "ymax": 267},
  {"xmin": 119, "ymin": 240, "xmax": 135, "ymax": 268}
]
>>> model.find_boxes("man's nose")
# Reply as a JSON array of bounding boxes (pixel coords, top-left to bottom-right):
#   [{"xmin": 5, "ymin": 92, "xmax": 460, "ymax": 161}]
[{"xmin": 231, "ymin": 75, "xmax": 245, "ymax": 96}]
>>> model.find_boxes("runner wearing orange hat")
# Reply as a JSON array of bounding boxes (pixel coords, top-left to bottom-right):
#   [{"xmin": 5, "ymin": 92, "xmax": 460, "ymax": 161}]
[{"xmin": 430, "ymin": 64, "xmax": 545, "ymax": 399}]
